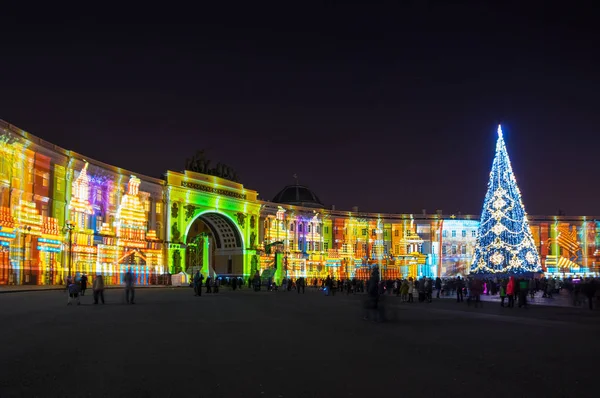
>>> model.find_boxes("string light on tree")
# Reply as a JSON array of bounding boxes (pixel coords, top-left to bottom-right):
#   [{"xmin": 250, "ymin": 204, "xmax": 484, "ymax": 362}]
[{"xmin": 470, "ymin": 125, "xmax": 542, "ymax": 274}]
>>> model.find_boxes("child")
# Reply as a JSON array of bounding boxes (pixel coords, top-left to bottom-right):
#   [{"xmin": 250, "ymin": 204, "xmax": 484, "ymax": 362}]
[
  {"xmin": 68, "ymin": 281, "xmax": 80, "ymax": 305},
  {"xmin": 499, "ymin": 283, "xmax": 507, "ymax": 307}
]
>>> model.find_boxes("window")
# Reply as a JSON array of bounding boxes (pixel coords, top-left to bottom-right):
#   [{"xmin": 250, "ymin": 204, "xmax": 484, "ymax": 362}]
[
  {"xmin": 56, "ymin": 179, "xmax": 63, "ymax": 192},
  {"xmin": 471, "ymin": 230, "xmax": 476, "ymax": 237},
  {"xmin": 298, "ymin": 223, "xmax": 303, "ymax": 233},
  {"xmin": 442, "ymin": 245, "xmax": 447, "ymax": 255},
  {"xmin": 443, "ymin": 230, "xmax": 448, "ymax": 238},
  {"xmin": 394, "ymin": 229, "xmax": 399, "ymax": 237},
  {"xmin": 42, "ymin": 173, "xmax": 49, "ymax": 187},
  {"xmin": 372, "ymin": 229, "xmax": 376, "ymax": 236},
  {"xmin": 362, "ymin": 229, "xmax": 367, "ymax": 236},
  {"xmin": 144, "ymin": 200, "xmax": 150, "ymax": 212},
  {"xmin": 317, "ymin": 226, "xmax": 321, "ymax": 234},
  {"xmin": 394, "ymin": 245, "xmax": 399, "ymax": 254},
  {"xmin": 96, "ymin": 188, "xmax": 102, "ymax": 203},
  {"xmin": 308, "ymin": 224, "xmax": 311, "ymax": 233},
  {"xmin": 451, "ymin": 245, "xmax": 457, "ymax": 255},
  {"xmin": 384, "ymin": 230, "xmax": 388, "ymax": 237},
  {"xmin": 452, "ymin": 230, "xmax": 456, "ymax": 237},
  {"xmin": 461, "ymin": 245, "xmax": 467, "ymax": 255},
  {"xmin": 315, "ymin": 242, "xmax": 320, "ymax": 251},
  {"xmin": 324, "ymin": 242, "xmax": 329, "ymax": 251},
  {"xmin": 289, "ymin": 223, "xmax": 294, "ymax": 231},
  {"xmin": 324, "ymin": 226, "xmax": 329, "ymax": 234},
  {"xmin": 156, "ymin": 202, "xmax": 162, "ymax": 214},
  {"xmin": 462, "ymin": 230, "xmax": 466, "ymax": 237}
]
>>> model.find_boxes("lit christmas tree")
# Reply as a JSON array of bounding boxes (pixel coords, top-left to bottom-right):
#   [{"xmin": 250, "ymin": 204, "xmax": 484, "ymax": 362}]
[{"xmin": 470, "ymin": 125, "xmax": 542, "ymax": 274}]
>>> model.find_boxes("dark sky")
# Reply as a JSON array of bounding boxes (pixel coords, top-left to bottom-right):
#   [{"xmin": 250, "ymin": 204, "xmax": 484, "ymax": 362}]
[{"xmin": 1, "ymin": 2, "xmax": 598, "ymax": 216}]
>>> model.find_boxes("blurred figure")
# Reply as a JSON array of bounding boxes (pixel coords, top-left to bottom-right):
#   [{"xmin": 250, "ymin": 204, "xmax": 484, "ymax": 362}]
[
  {"xmin": 124, "ymin": 268, "xmax": 136, "ymax": 304},
  {"xmin": 364, "ymin": 268, "xmax": 380, "ymax": 321},
  {"xmin": 206, "ymin": 276, "xmax": 212, "ymax": 293},
  {"xmin": 93, "ymin": 274, "xmax": 105, "ymax": 304},
  {"xmin": 456, "ymin": 276, "xmax": 464, "ymax": 302},
  {"xmin": 80, "ymin": 274, "xmax": 88, "ymax": 296},
  {"xmin": 518, "ymin": 277, "xmax": 529, "ymax": 308},
  {"xmin": 499, "ymin": 280, "xmax": 507, "ymax": 307},
  {"xmin": 297, "ymin": 277, "xmax": 305, "ymax": 294},
  {"xmin": 507, "ymin": 276, "xmax": 515, "ymax": 308},
  {"xmin": 193, "ymin": 271, "xmax": 203, "ymax": 296},
  {"xmin": 67, "ymin": 279, "xmax": 80, "ymax": 305}
]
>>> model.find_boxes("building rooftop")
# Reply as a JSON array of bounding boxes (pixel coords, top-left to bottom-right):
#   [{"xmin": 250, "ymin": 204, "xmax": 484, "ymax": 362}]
[{"xmin": 272, "ymin": 184, "xmax": 325, "ymax": 208}]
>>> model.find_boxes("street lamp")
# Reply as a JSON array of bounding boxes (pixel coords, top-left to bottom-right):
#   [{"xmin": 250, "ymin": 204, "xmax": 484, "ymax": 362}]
[
  {"xmin": 65, "ymin": 221, "xmax": 75, "ymax": 282},
  {"xmin": 21, "ymin": 226, "xmax": 32, "ymax": 284}
]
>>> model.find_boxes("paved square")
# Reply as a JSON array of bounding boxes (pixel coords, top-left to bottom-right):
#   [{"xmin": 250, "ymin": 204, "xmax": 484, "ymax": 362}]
[{"xmin": 0, "ymin": 288, "xmax": 598, "ymax": 397}]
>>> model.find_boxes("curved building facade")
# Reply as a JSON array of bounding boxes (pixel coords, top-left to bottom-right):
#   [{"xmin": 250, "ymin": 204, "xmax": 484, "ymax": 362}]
[{"xmin": 0, "ymin": 119, "xmax": 598, "ymax": 286}]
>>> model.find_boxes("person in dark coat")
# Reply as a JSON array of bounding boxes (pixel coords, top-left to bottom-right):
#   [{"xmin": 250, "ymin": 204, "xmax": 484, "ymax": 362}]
[
  {"xmin": 205, "ymin": 276, "xmax": 212, "ymax": 293},
  {"xmin": 193, "ymin": 271, "xmax": 204, "ymax": 296},
  {"xmin": 435, "ymin": 277, "xmax": 442, "ymax": 298},
  {"xmin": 456, "ymin": 277, "xmax": 464, "ymax": 302},
  {"xmin": 80, "ymin": 274, "xmax": 88, "ymax": 296},
  {"xmin": 364, "ymin": 268, "xmax": 380, "ymax": 321},
  {"xmin": 124, "ymin": 268, "xmax": 136, "ymax": 304}
]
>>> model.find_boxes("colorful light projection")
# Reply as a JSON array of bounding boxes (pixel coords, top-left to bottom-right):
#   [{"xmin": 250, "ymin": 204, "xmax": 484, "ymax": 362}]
[
  {"xmin": 116, "ymin": 176, "xmax": 147, "ymax": 242},
  {"xmin": 69, "ymin": 161, "xmax": 94, "ymax": 229},
  {"xmin": 166, "ymin": 170, "xmax": 260, "ymax": 279},
  {"xmin": 64, "ymin": 163, "xmax": 163, "ymax": 285}
]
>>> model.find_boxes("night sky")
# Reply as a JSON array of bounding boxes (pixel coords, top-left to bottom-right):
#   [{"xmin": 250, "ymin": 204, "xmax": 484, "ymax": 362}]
[{"xmin": 1, "ymin": 3, "xmax": 598, "ymax": 216}]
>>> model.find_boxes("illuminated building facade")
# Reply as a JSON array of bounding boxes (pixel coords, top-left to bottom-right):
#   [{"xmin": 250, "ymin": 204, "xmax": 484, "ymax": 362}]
[
  {"xmin": 0, "ymin": 121, "xmax": 165, "ymax": 285},
  {"xmin": 0, "ymin": 119, "xmax": 598, "ymax": 286}
]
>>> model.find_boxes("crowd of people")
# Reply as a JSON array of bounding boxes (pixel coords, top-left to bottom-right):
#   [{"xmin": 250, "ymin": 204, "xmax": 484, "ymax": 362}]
[
  {"xmin": 242, "ymin": 271, "xmax": 600, "ymax": 315},
  {"xmin": 65, "ymin": 267, "xmax": 599, "ymax": 315},
  {"xmin": 65, "ymin": 269, "xmax": 136, "ymax": 305}
]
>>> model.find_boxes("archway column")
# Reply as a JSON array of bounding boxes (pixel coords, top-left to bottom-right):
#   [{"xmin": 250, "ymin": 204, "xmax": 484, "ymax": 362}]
[{"xmin": 201, "ymin": 232, "xmax": 210, "ymax": 278}]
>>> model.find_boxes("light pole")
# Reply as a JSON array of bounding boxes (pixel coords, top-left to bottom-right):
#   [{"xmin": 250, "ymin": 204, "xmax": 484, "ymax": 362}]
[
  {"xmin": 21, "ymin": 226, "xmax": 31, "ymax": 284},
  {"xmin": 65, "ymin": 221, "xmax": 75, "ymax": 282}
]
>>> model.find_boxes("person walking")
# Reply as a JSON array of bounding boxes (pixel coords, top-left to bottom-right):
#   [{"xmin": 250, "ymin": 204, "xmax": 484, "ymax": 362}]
[
  {"xmin": 507, "ymin": 276, "xmax": 515, "ymax": 308},
  {"xmin": 206, "ymin": 276, "xmax": 212, "ymax": 293},
  {"xmin": 297, "ymin": 277, "xmax": 305, "ymax": 294},
  {"xmin": 456, "ymin": 276, "xmax": 464, "ymax": 302},
  {"xmin": 124, "ymin": 268, "xmax": 136, "ymax": 304},
  {"xmin": 518, "ymin": 277, "xmax": 529, "ymax": 308},
  {"xmin": 67, "ymin": 279, "xmax": 80, "ymax": 305},
  {"xmin": 193, "ymin": 271, "xmax": 204, "ymax": 296},
  {"xmin": 435, "ymin": 277, "xmax": 442, "ymax": 299},
  {"xmin": 80, "ymin": 274, "xmax": 88, "ymax": 296},
  {"xmin": 499, "ymin": 281, "xmax": 507, "ymax": 307},
  {"xmin": 93, "ymin": 274, "xmax": 105, "ymax": 304}
]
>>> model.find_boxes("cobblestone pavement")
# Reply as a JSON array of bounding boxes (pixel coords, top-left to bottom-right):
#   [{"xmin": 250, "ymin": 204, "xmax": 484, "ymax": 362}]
[{"xmin": 0, "ymin": 287, "xmax": 598, "ymax": 398}]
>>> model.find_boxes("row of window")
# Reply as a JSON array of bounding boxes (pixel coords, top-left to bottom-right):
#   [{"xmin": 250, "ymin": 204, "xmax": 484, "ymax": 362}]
[
  {"xmin": 266, "ymin": 220, "xmax": 330, "ymax": 235},
  {"xmin": 442, "ymin": 230, "xmax": 477, "ymax": 238},
  {"xmin": 287, "ymin": 241, "xmax": 330, "ymax": 251},
  {"xmin": 442, "ymin": 245, "xmax": 469, "ymax": 255}
]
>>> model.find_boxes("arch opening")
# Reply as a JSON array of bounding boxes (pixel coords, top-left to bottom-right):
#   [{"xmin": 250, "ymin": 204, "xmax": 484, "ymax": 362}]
[{"xmin": 184, "ymin": 211, "xmax": 245, "ymax": 278}]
